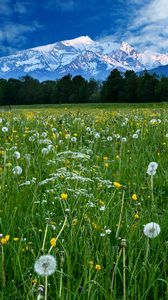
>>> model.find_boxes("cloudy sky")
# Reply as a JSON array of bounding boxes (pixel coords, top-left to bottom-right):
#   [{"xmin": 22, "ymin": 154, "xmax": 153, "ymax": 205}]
[{"xmin": 0, "ymin": 0, "xmax": 168, "ymax": 56}]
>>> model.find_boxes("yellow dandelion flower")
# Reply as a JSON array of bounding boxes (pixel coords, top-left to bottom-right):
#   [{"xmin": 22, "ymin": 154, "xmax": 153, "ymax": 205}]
[
  {"xmin": 95, "ymin": 264, "xmax": 101, "ymax": 271},
  {"xmin": 99, "ymin": 200, "xmax": 105, "ymax": 206},
  {"xmin": 72, "ymin": 218, "xmax": 78, "ymax": 226},
  {"xmin": 134, "ymin": 213, "xmax": 139, "ymax": 219},
  {"xmin": 103, "ymin": 156, "xmax": 108, "ymax": 160},
  {"xmin": 104, "ymin": 163, "xmax": 109, "ymax": 167},
  {"xmin": 1, "ymin": 238, "xmax": 8, "ymax": 245},
  {"xmin": 5, "ymin": 235, "xmax": 10, "ymax": 242},
  {"xmin": 50, "ymin": 237, "xmax": 57, "ymax": 247},
  {"xmin": 13, "ymin": 237, "xmax": 19, "ymax": 242},
  {"xmin": 113, "ymin": 181, "xmax": 122, "ymax": 188},
  {"xmin": 60, "ymin": 193, "xmax": 68, "ymax": 200},
  {"xmin": 92, "ymin": 222, "xmax": 99, "ymax": 230},
  {"xmin": 132, "ymin": 194, "xmax": 137, "ymax": 201}
]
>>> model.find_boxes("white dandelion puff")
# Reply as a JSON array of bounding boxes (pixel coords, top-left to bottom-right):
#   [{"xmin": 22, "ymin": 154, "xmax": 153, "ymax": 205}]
[
  {"xmin": 2, "ymin": 127, "xmax": 8, "ymax": 132},
  {"xmin": 71, "ymin": 137, "xmax": 77, "ymax": 142},
  {"xmin": 132, "ymin": 134, "xmax": 138, "ymax": 139},
  {"xmin": 42, "ymin": 148, "xmax": 49, "ymax": 155},
  {"xmin": 147, "ymin": 162, "xmax": 158, "ymax": 175},
  {"xmin": 34, "ymin": 254, "xmax": 57, "ymax": 276},
  {"xmin": 143, "ymin": 222, "xmax": 161, "ymax": 238},
  {"xmin": 13, "ymin": 151, "xmax": 21, "ymax": 159},
  {"xmin": 12, "ymin": 166, "xmax": 22, "ymax": 175},
  {"xmin": 107, "ymin": 136, "xmax": 113, "ymax": 141},
  {"xmin": 95, "ymin": 132, "xmax": 100, "ymax": 139}
]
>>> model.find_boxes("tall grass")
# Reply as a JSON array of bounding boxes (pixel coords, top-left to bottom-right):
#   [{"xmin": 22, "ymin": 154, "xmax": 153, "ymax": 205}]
[{"xmin": 0, "ymin": 104, "xmax": 168, "ymax": 299}]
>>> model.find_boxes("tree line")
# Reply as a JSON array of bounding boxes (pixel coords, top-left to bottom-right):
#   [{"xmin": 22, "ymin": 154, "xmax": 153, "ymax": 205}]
[{"xmin": 0, "ymin": 69, "xmax": 168, "ymax": 106}]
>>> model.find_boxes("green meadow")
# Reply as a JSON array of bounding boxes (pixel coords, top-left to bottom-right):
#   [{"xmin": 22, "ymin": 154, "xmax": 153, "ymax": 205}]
[{"xmin": 0, "ymin": 103, "xmax": 168, "ymax": 299}]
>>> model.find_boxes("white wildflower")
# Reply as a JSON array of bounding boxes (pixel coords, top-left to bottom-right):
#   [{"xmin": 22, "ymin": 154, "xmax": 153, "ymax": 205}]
[
  {"xmin": 29, "ymin": 136, "xmax": 35, "ymax": 142},
  {"xmin": 143, "ymin": 222, "xmax": 161, "ymax": 238},
  {"xmin": 95, "ymin": 132, "xmax": 100, "ymax": 139},
  {"xmin": 105, "ymin": 229, "xmax": 111, "ymax": 235},
  {"xmin": 86, "ymin": 127, "xmax": 91, "ymax": 132},
  {"xmin": 107, "ymin": 136, "xmax": 113, "ymax": 141},
  {"xmin": 41, "ymin": 132, "xmax": 47, "ymax": 138},
  {"xmin": 13, "ymin": 151, "xmax": 21, "ymax": 159},
  {"xmin": 42, "ymin": 148, "xmax": 49, "ymax": 155},
  {"xmin": 132, "ymin": 134, "xmax": 138, "ymax": 139},
  {"xmin": 2, "ymin": 127, "xmax": 8, "ymax": 132},
  {"xmin": 12, "ymin": 166, "xmax": 22, "ymax": 175},
  {"xmin": 34, "ymin": 254, "xmax": 57, "ymax": 276},
  {"xmin": 71, "ymin": 137, "xmax": 77, "ymax": 142},
  {"xmin": 147, "ymin": 162, "xmax": 158, "ymax": 175}
]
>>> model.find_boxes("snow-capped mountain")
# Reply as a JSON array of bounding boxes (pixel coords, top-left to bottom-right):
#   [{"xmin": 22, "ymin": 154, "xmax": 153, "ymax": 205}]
[{"xmin": 0, "ymin": 35, "xmax": 168, "ymax": 80}]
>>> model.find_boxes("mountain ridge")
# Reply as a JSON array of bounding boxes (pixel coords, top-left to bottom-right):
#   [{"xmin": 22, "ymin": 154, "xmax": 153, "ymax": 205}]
[{"xmin": 0, "ymin": 35, "xmax": 168, "ymax": 80}]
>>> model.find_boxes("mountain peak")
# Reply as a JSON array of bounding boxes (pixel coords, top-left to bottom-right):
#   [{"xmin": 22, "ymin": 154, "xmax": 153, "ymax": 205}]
[
  {"xmin": 120, "ymin": 42, "xmax": 136, "ymax": 54},
  {"xmin": 62, "ymin": 35, "xmax": 94, "ymax": 46}
]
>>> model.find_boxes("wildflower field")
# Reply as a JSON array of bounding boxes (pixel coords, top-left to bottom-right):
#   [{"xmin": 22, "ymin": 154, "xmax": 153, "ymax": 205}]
[{"xmin": 0, "ymin": 103, "xmax": 168, "ymax": 300}]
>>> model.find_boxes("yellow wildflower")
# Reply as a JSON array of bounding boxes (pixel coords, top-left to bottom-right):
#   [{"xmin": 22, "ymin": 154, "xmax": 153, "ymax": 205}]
[
  {"xmin": 95, "ymin": 264, "xmax": 101, "ymax": 271},
  {"xmin": 13, "ymin": 237, "xmax": 19, "ymax": 242},
  {"xmin": 5, "ymin": 235, "xmax": 10, "ymax": 242},
  {"xmin": 50, "ymin": 237, "xmax": 57, "ymax": 247},
  {"xmin": 134, "ymin": 213, "xmax": 139, "ymax": 219},
  {"xmin": 60, "ymin": 193, "xmax": 68, "ymax": 200},
  {"xmin": 103, "ymin": 156, "xmax": 108, "ymax": 160},
  {"xmin": 113, "ymin": 181, "xmax": 122, "ymax": 188},
  {"xmin": 99, "ymin": 200, "xmax": 105, "ymax": 206},
  {"xmin": 132, "ymin": 194, "xmax": 137, "ymax": 201},
  {"xmin": 1, "ymin": 235, "xmax": 10, "ymax": 245},
  {"xmin": 72, "ymin": 218, "xmax": 78, "ymax": 226}
]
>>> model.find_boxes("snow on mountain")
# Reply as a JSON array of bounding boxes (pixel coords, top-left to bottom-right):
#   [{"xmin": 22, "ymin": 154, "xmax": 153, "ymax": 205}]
[{"xmin": 0, "ymin": 35, "xmax": 168, "ymax": 80}]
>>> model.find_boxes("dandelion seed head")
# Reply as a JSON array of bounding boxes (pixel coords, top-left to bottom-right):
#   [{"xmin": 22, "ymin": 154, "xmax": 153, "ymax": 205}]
[
  {"xmin": 13, "ymin": 151, "xmax": 21, "ymax": 159},
  {"xmin": 34, "ymin": 254, "xmax": 57, "ymax": 276},
  {"xmin": 12, "ymin": 166, "xmax": 22, "ymax": 175},
  {"xmin": 2, "ymin": 126, "xmax": 8, "ymax": 132},
  {"xmin": 147, "ymin": 162, "xmax": 158, "ymax": 175},
  {"xmin": 143, "ymin": 222, "xmax": 161, "ymax": 238}
]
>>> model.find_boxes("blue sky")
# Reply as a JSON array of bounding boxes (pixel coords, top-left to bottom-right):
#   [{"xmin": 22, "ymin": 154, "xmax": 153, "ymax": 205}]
[{"xmin": 0, "ymin": 0, "xmax": 168, "ymax": 56}]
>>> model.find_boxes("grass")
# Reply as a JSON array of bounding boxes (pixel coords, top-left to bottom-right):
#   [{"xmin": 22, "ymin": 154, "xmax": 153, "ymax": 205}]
[{"xmin": 0, "ymin": 103, "xmax": 168, "ymax": 299}]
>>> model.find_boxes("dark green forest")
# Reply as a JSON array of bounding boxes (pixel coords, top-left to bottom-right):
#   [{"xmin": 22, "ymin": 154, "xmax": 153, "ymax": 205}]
[{"xmin": 0, "ymin": 69, "xmax": 168, "ymax": 105}]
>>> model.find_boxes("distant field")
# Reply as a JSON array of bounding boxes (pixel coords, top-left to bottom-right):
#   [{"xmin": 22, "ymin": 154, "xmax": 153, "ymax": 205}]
[
  {"xmin": 0, "ymin": 103, "xmax": 168, "ymax": 299},
  {"xmin": 2, "ymin": 102, "xmax": 168, "ymax": 111}
]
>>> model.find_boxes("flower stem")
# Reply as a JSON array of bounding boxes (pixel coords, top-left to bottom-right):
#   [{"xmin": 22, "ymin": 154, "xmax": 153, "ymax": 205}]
[
  {"xmin": 1, "ymin": 245, "xmax": 5, "ymax": 288},
  {"xmin": 115, "ymin": 190, "xmax": 125, "ymax": 239},
  {"xmin": 41, "ymin": 223, "xmax": 49, "ymax": 254},
  {"xmin": 122, "ymin": 240, "xmax": 126, "ymax": 300},
  {"xmin": 48, "ymin": 215, "xmax": 67, "ymax": 253},
  {"xmin": 44, "ymin": 276, "xmax": 48, "ymax": 300}
]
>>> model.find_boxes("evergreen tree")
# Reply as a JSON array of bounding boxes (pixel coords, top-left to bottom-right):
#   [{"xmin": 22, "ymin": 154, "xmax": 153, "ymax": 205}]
[
  {"xmin": 101, "ymin": 69, "xmax": 124, "ymax": 102},
  {"xmin": 56, "ymin": 74, "xmax": 72, "ymax": 103},
  {"xmin": 124, "ymin": 70, "xmax": 138, "ymax": 102},
  {"xmin": 137, "ymin": 71, "xmax": 158, "ymax": 102},
  {"xmin": 155, "ymin": 77, "xmax": 168, "ymax": 102},
  {"xmin": 70, "ymin": 75, "xmax": 87, "ymax": 103}
]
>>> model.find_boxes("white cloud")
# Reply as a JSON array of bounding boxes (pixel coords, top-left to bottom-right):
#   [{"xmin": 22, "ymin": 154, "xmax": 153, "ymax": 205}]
[{"xmin": 125, "ymin": 0, "xmax": 168, "ymax": 53}]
